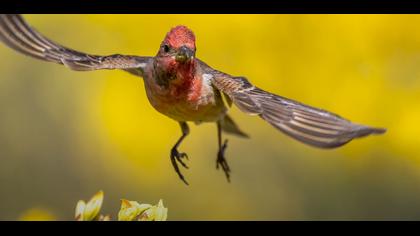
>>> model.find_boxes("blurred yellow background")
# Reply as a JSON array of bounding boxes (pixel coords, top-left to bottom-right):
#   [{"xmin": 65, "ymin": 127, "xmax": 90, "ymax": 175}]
[{"xmin": 0, "ymin": 14, "xmax": 419, "ymax": 220}]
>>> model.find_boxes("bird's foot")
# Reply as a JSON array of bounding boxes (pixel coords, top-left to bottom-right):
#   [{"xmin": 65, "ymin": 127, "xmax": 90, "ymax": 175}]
[
  {"xmin": 170, "ymin": 148, "xmax": 189, "ymax": 185},
  {"xmin": 216, "ymin": 139, "xmax": 231, "ymax": 182}
]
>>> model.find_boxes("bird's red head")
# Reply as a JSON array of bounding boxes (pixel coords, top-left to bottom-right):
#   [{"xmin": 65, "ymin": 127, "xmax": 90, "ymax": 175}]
[
  {"xmin": 164, "ymin": 25, "xmax": 196, "ymax": 50},
  {"xmin": 154, "ymin": 25, "xmax": 197, "ymax": 84},
  {"xmin": 156, "ymin": 25, "xmax": 196, "ymax": 64}
]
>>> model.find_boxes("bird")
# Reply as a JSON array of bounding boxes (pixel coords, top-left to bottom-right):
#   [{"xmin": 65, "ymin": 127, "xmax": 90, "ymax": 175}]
[{"xmin": 0, "ymin": 14, "xmax": 386, "ymax": 185}]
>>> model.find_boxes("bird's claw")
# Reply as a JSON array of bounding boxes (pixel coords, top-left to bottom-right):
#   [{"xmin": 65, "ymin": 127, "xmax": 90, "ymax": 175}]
[
  {"xmin": 174, "ymin": 150, "xmax": 189, "ymax": 169},
  {"xmin": 170, "ymin": 148, "xmax": 189, "ymax": 185},
  {"xmin": 216, "ymin": 139, "xmax": 231, "ymax": 182}
]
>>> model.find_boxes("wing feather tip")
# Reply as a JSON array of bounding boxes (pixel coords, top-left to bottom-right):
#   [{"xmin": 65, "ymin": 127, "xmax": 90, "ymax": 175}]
[
  {"xmin": 354, "ymin": 125, "xmax": 387, "ymax": 137},
  {"xmin": 371, "ymin": 127, "xmax": 387, "ymax": 134}
]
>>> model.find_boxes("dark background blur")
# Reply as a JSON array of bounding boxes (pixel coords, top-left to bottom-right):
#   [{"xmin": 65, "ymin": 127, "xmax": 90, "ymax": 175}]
[{"xmin": 0, "ymin": 14, "xmax": 419, "ymax": 220}]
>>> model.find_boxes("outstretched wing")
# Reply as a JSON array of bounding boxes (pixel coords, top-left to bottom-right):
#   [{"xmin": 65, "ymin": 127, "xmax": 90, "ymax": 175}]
[
  {"xmin": 201, "ymin": 63, "xmax": 386, "ymax": 148},
  {"xmin": 0, "ymin": 14, "xmax": 150, "ymax": 75}
]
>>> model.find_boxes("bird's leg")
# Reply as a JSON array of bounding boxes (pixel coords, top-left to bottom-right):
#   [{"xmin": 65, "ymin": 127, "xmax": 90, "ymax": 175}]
[
  {"xmin": 170, "ymin": 122, "xmax": 190, "ymax": 185},
  {"xmin": 216, "ymin": 121, "xmax": 231, "ymax": 182}
]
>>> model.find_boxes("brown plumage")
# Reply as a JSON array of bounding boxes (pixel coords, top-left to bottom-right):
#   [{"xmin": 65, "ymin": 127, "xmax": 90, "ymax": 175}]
[
  {"xmin": 0, "ymin": 14, "xmax": 149, "ymax": 72},
  {"xmin": 0, "ymin": 14, "xmax": 386, "ymax": 185},
  {"xmin": 211, "ymin": 75, "xmax": 385, "ymax": 148}
]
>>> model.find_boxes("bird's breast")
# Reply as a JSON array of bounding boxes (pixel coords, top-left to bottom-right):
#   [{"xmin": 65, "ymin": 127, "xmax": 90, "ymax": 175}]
[{"xmin": 143, "ymin": 72, "xmax": 226, "ymax": 122}]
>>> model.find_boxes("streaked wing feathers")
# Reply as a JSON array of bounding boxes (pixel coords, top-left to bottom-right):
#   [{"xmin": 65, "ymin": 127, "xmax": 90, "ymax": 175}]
[
  {"xmin": 0, "ymin": 14, "xmax": 149, "ymax": 73},
  {"xmin": 212, "ymin": 75, "xmax": 262, "ymax": 115},
  {"xmin": 211, "ymin": 75, "xmax": 386, "ymax": 148}
]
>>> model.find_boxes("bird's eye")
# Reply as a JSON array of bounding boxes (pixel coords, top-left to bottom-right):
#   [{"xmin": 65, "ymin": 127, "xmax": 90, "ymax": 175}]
[{"xmin": 163, "ymin": 44, "xmax": 170, "ymax": 53}]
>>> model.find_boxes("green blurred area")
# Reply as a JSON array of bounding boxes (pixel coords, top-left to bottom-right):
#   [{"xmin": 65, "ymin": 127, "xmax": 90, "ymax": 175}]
[{"xmin": 0, "ymin": 14, "xmax": 419, "ymax": 220}]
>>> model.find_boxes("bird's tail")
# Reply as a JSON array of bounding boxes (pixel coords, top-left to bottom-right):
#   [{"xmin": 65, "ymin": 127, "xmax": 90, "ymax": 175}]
[{"xmin": 220, "ymin": 115, "xmax": 249, "ymax": 138}]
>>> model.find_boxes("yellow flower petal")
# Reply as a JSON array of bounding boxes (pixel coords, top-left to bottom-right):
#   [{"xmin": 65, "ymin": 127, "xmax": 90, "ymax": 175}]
[
  {"xmin": 138, "ymin": 200, "xmax": 167, "ymax": 221},
  {"xmin": 120, "ymin": 199, "xmax": 133, "ymax": 208},
  {"xmin": 118, "ymin": 199, "xmax": 153, "ymax": 221},
  {"xmin": 75, "ymin": 200, "xmax": 86, "ymax": 221},
  {"xmin": 138, "ymin": 203, "xmax": 153, "ymax": 213},
  {"xmin": 83, "ymin": 190, "xmax": 104, "ymax": 221},
  {"xmin": 138, "ymin": 207, "xmax": 154, "ymax": 221},
  {"xmin": 154, "ymin": 200, "xmax": 168, "ymax": 221}
]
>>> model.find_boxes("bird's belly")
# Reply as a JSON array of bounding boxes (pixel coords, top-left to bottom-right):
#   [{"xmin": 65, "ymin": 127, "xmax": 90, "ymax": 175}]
[
  {"xmin": 160, "ymin": 101, "xmax": 225, "ymax": 122},
  {"xmin": 145, "ymin": 85, "xmax": 226, "ymax": 122}
]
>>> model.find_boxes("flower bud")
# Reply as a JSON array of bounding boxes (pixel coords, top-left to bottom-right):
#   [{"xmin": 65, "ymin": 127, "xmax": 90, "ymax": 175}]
[
  {"xmin": 138, "ymin": 199, "xmax": 167, "ymax": 221},
  {"xmin": 118, "ymin": 199, "xmax": 152, "ymax": 221},
  {"xmin": 75, "ymin": 200, "xmax": 86, "ymax": 221},
  {"xmin": 82, "ymin": 190, "xmax": 104, "ymax": 221}
]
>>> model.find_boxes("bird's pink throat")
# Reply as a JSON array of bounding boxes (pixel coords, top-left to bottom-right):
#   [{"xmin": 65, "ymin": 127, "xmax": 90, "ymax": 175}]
[{"xmin": 167, "ymin": 60, "xmax": 202, "ymax": 102}]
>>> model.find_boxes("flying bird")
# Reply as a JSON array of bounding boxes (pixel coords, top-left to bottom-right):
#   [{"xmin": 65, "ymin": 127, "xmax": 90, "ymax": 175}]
[{"xmin": 0, "ymin": 14, "xmax": 386, "ymax": 185}]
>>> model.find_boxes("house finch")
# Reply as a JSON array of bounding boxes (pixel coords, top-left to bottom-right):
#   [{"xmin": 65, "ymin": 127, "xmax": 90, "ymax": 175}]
[{"xmin": 0, "ymin": 14, "xmax": 386, "ymax": 185}]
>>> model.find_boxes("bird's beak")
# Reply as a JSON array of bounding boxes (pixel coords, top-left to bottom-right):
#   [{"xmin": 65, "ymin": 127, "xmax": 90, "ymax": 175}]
[{"xmin": 175, "ymin": 46, "xmax": 194, "ymax": 63}]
